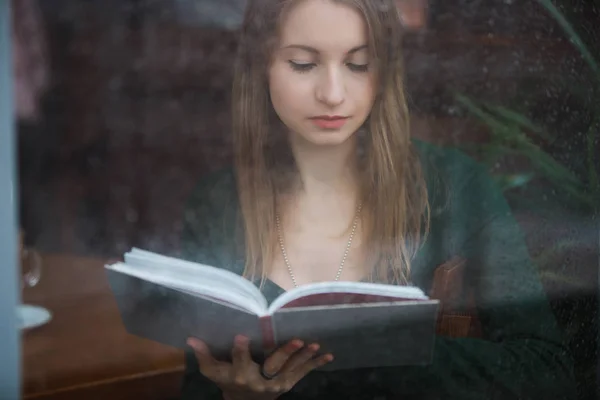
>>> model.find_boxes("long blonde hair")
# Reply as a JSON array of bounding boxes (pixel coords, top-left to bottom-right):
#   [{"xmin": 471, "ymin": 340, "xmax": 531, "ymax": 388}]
[{"xmin": 232, "ymin": 0, "xmax": 430, "ymax": 286}]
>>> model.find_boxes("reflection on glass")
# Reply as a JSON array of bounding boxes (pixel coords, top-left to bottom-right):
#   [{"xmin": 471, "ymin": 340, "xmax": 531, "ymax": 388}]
[{"xmin": 12, "ymin": 1, "xmax": 597, "ymax": 400}]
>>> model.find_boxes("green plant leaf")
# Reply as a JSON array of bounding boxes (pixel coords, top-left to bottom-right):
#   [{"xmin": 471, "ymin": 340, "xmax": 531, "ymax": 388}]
[
  {"xmin": 517, "ymin": 145, "xmax": 580, "ymax": 186},
  {"xmin": 537, "ymin": 0, "xmax": 600, "ymax": 82},
  {"xmin": 455, "ymin": 94, "xmax": 520, "ymax": 140},
  {"xmin": 455, "ymin": 93, "xmax": 584, "ymax": 185},
  {"xmin": 454, "ymin": 93, "xmax": 596, "ymax": 210},
  {"xmin": 495, "ymin": 172, "xmax": 536, "ymax": 191},
  {"xmin": 486, "ymin": 104, "xmax": 553, "ymax": 141}
]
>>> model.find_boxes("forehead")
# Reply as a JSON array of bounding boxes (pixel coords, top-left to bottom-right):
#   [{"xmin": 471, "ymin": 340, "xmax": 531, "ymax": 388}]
[{"xmin": 279, "ymin": 0, "xmax": 368, "ymax": 51}]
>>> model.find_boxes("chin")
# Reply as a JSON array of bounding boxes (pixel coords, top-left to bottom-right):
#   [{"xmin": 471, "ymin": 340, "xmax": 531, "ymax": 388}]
[
  {"xmin": 293, "ymin": 119, "xmax": 364, "ymax": 147},
  {"xmin": 298, "ymin": 129, "xmax": 357, "ymax": 147}
]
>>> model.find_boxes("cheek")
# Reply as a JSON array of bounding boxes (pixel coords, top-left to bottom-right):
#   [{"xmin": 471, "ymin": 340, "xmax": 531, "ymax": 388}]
[
  {"xmin": 352, "ymin": 78, "xmax": 376, "ymax": 116},
  {"xmin": 269, "ymin": 66, "xmax": 308, "ymax": 120}
]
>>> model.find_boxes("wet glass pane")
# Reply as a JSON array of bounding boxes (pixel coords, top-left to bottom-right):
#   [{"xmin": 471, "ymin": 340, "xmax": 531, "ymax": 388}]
[{"xmin": 12, "ymin": 0, "xmax": 598, "ymax": 399}]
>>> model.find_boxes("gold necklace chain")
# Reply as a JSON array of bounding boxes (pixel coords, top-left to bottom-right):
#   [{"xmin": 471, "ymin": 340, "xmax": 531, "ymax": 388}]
[{"xmin": 275, "ymin": 203, "xmax": 362, "ymax": 288}]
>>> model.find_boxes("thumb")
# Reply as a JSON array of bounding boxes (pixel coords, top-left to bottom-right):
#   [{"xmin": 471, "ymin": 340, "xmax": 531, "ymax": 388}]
[
  {"xmin": 187, "ymin": 338, "xmax": 216, "ymax": 367},
  {"xmin": 187, "ymin": 338, "xmax": 230, "ymax": 384}
]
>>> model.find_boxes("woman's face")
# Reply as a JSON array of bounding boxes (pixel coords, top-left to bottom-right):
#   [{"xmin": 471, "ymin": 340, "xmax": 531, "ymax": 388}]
[{"xmin": 268, "ymin": 0, "xmax": 376, "ymax": 147}]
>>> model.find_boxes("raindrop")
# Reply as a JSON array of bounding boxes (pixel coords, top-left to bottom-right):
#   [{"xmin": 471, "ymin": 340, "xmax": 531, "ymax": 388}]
[{"xmin": 126, "ymin": 209, "xmax": 139, "ymax": 223}]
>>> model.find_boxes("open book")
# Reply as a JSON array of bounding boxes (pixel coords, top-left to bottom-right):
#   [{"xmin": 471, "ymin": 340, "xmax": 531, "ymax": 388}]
[{"xmin": 105, "ymin": 248, "xmax": 440, "ymax": 371}]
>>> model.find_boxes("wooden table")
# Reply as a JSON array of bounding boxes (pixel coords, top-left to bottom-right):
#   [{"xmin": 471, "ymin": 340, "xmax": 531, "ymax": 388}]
[{"xmin": 21, "ymin": 253, "xmax": 185, "ymax": 400}]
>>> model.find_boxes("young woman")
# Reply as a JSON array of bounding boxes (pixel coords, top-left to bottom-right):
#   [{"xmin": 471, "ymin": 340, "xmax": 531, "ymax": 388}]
[{"xmin": 179, "ymin": 0, "xmax": 576, "ymax": 399}]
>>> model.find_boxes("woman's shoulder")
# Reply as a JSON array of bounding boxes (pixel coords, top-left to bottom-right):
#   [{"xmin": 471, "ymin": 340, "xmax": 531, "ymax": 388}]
[
  {"xmin": 411, "ymin": 138, "xmax": 507, "ymax": 218},
  {"xmin": 413, "ymin": 138, "xmax": 496, "ymax": 191},
  {"xmin": 412, "ymin": 138, "xmax": 488, "ymax": 181}
]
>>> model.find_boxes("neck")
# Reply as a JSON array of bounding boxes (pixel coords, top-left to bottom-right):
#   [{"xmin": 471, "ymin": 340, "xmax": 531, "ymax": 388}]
[{"xmin": 288, "ymin": 133, "xmax": 359, "ymax": 200}]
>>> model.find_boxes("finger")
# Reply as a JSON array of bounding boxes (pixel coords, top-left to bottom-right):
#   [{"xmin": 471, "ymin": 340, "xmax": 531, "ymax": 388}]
[
  {"xmin": 262, "ymin": 339, "xmax": 304, "ymax": 377},
  {"xmin": 230, "ymin": 334, "xmax": 257, "ymax": 388},
  {"xmin": 187, "ymin": 338, "xmax": 228, "ymax": 382},
  {"xmin": 279, "ymin": 342, "xmax": 320, "ymax": 373},
  {"xmin": 187, "ymin": 337, "xmax": 214, "ymax": 366},
  {"xmin": 230, "ymin": 335, "xmax": 253, "ymax": 367},
  {"xmin": 293, "ymin": 352, "xmax": 334, "ymax": 379}
]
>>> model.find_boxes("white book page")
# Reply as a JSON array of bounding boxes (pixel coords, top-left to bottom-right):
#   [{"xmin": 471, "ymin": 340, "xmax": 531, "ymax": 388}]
[
  {"xmin": 106, "ymin": 262, "xmax": 268, "ymax": 315},
  {"xmin": 125, "ymin": 248, "xmax": 266, "ymax": 309},
  {"xmin": 267, "ymin": 281, "xmax": 429, "ymax": 315}
]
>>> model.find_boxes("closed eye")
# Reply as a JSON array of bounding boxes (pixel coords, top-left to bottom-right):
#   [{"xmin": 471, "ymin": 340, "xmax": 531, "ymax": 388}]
[
  {"xmin": 288, "ymin": 60, "xmax": 315, "ymax": 73},
  {"xmin": 346, "ymin": 63, "xmax": 369, "ymax": 73}
]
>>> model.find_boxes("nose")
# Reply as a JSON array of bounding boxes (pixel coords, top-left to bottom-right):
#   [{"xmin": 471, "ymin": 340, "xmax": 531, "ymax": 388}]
[{"xmin": 315, "ymin": 67, "xmax": 345, "ymax": 107}]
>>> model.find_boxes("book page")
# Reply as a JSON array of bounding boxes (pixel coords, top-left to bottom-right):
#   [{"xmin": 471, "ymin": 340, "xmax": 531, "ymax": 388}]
[
  {"xmin": 125, "ymin": 248, "xmax": 265, "ymax": 307},
  {"xmin": 267, "ymin": 281, "xmax": 428, "ymax": 314},
  {"xmin": 106, "ymin": 268, "xmax": 265, "ymax": 359},
  {"xmin": 106, "ymin": 261, "xmax": 268, "ymax": 315},
  {"xmin": 105, "ymin": 248, "xmax": 268, "ymax": 314}
]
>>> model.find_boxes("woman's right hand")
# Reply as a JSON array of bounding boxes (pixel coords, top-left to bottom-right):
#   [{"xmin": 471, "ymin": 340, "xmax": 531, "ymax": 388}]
[{"xmin": 187, "ymin": 335, "xmax": 333, "ymax": 400}]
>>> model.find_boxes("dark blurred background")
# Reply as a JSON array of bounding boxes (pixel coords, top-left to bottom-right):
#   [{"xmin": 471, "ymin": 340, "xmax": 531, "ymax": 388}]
[{"xmin": 14, "ymin": 1, "xmax": 598, "ymax": 398}]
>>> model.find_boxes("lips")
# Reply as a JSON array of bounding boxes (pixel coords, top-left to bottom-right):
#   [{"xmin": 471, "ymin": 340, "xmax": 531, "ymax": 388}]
[{"xmin": 310, "ymin": 115, "xmax": 349, "ymax": 129}]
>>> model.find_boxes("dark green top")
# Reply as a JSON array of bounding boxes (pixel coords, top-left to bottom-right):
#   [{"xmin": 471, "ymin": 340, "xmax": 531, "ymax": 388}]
[{"xmin": 178, "ymin": 139, "xmax": 576, "ymax": 400}]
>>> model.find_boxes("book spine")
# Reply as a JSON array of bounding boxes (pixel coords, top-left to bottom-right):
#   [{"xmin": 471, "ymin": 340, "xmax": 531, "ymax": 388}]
[{"xmin": 259, "ymin": 315, "xmax": 276, "ymax": 351}]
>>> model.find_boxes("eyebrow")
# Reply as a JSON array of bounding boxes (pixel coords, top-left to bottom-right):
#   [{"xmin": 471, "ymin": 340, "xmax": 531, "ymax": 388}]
[{"xmin": 282, "ymin": 44, "xmax": 368, "ymax": 54}]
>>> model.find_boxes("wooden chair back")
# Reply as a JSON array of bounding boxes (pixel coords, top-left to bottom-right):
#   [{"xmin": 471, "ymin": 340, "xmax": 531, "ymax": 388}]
[{"xmin": 429, "ymin": 257, "xmax": 482, "ymax": 338}]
